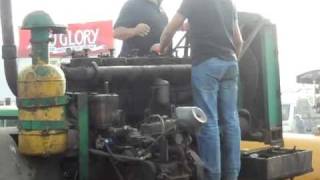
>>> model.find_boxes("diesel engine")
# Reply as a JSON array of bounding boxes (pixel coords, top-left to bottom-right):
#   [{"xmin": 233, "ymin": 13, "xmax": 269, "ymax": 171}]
[{"xmin": 62, "ymin": 57, "xmax": 207, "ymax": 180}]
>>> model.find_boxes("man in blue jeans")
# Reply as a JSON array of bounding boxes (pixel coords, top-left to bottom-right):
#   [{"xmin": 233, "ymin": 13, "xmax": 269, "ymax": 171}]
[{"xmin": 160, "ymin": 0, "xmax": 243, "ymax": 179}]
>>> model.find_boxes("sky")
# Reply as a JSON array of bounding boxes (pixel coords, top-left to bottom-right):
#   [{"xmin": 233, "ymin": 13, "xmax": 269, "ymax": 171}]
[{"xmin": 1, "ymin": 0, "xmax": 320, "ymax": 98}]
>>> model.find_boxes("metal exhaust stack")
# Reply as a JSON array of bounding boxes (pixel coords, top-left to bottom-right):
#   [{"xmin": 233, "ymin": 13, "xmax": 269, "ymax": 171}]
[{"xmin": 0, "ymin": 0, "xmax": 18, "ymax": 96}]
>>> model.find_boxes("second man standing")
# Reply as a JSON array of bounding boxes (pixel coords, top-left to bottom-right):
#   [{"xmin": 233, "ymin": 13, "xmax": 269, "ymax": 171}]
[{"xmin": 114, "ymin": 0, "xmax": 168, "ymax": 57}]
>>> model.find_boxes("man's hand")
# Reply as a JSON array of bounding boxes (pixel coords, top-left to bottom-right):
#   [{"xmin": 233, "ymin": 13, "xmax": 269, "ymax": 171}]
[
  {"xmin": 150, "ymin": 43, "xmax": 161, "ymax": 54},
  {"xmin": 134, "ymin": 23, "xmax": 151, "ymax": 37},
  {"xmin": 159, "ymin": 45, "xmax": 169, "ymax": 55},
  {"xmin": 180, "ymin": 22, "xmax": 190, "ymax": 31},
  {"xmin": 114, "ymin": 23, "xmax": 150, "ymax": 40}
]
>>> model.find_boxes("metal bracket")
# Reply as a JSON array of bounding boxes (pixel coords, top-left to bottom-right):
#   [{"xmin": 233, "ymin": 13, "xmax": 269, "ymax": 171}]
[
  {"xmin": 19, "ymin": 120, "xmax": 67, "ymax": 131},
  {"xmin": 17, "ymin": 96, "xmax": 69, "ymax": 108},
  {"xmin": 77, "ymin": 93, "xmax": 89, "ymax": 180}
]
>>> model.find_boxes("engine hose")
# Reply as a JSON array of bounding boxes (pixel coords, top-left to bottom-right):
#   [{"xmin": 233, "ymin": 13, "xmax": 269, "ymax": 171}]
[
  {"xmin": 89, "ymin": 149, "xmax": 145, "ymax": 162},
  {"xmin": 90, "ymin": 148, "xmax": 157, "ymax": 179},
  {"xmin": 145, "ymin": 114, "xmax": 166, "ymax": 134},
  {"xmin": 143, "ymin": 126, "xmax": 176, "ymax": 153},
  {"xmin": 104, "ymin": 144, "xmax": 125, "ymax": 180}
]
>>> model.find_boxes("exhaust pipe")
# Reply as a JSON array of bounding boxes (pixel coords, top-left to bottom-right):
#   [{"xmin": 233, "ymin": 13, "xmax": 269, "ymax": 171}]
[{"xmin": 0, "ymin": 0, "xmax": 18, "ymax": 96}]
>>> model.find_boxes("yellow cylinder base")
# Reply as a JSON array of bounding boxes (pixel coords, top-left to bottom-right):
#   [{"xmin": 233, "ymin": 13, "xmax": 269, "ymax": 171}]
[
  {"xmin": 18, "ymin": 131, "xmax": 67, "ymax": 156},
  {"xmin": 17, "ymin": 64, "xmax": 67, "ymax": 156}
]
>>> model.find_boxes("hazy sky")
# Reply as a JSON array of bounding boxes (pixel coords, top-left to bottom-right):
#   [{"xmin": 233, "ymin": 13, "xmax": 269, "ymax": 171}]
[{"xmin": 1, "ymin": 0, "xmax": 320, "ymax": 98}]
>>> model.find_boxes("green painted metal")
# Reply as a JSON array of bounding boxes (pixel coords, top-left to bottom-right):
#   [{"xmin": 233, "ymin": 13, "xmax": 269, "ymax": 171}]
[
  {"xmin": 21, "ymin": 11, "xmax": 66, "ymax": 34},
  {"xmin": 261, "ymin": 24, "xmax": 283, "ymax": 144},
  {"xmin": 31, "ymin": 28, "xmax": 50, "ymax": 64},
  {"xmin": 35, "ymin": 64, "xmax": 51, "ymax": 76},
  {"xmin": 19, "ymin": 120, "xmax": 67, "ymax": 131},
  {"xmin": 22, "ymin": 12, "xmax": 52, "ymax": 64},
  {"xmin": 21, "ymin": 11, "xmax": 66, "ymax": 65},
  {"xmin": 17, "ymin": 96, "xmax": 69, "ymax": 108},
  {"xmin": 78, "ymin": 93, "xmax": 89, "ymax": 180},
  {"xmin": 22, "ymin": 11, "xmax": 55, "ymax": 29}
]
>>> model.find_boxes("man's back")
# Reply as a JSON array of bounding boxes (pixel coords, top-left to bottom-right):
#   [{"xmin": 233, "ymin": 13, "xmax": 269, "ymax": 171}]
[
  {"xmin": 178, "ymin": 0, "xmax": 237, "ymax": 64},
  {"xmin": 159, "ymin": 1, "xmax": 243, "ymax": 179}
]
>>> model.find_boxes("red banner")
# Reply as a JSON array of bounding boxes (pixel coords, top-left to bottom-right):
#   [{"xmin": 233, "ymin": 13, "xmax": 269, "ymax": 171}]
[{"xmin": 18, "ymin": 21, "xmax": 114, "ymax": 58}]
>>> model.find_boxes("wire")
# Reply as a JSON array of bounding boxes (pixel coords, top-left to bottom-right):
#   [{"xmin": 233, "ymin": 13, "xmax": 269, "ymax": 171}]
[
  {"xmin": 149, "ymin": 114, "xmax": 166, "ymax": 134},
  {"xmin": 144, "ymin": 126, "xmax": 176, "ymax": 153},
  {"xmin": 104, "ymin": 144, "xmax": 125, "ymax": 180}
]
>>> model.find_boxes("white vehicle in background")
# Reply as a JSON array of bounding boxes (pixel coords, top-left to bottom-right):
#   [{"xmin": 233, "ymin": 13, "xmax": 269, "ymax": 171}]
[
  {"xmin": 282, "ymin": 94, "xmax": 315, "ymax": 133},
  {"xmin": 282, "ymin": 95, "xmax": 298, "ymax": 133},
  {"xmin": 281, "ymin": 102, "xmax": 294, "ymax": 132}
]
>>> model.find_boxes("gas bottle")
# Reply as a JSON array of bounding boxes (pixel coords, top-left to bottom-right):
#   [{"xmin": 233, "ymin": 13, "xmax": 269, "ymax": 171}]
[{"xmin": 17, "ymin": 11, "xmax": 68, "ymax": 156}]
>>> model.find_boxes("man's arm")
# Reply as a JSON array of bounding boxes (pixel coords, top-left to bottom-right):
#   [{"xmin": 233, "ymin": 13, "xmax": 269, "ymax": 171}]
[
  {"xmin": 233, "ymin": 20, "xmax": 243, "ymax": 57},
  {"xmin": 114, "ymin": 27, "xmax": 137, "ymax": 40},
  {"xmin": 160, "ymin": 13, "xmax": 186, "ymax": 54},
  {"xmin": 114, "ymin": 23, "xmax": 151, "ymax": 41},
  {"xmin": 113, "ymin": 1, "xmax": 151, "ymax": 41}
]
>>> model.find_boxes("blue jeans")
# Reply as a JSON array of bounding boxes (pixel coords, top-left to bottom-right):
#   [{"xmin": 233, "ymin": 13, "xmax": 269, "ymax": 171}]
[{"xmin": 192, "ymin": 57, "xmax": 241, "ymax": 180}]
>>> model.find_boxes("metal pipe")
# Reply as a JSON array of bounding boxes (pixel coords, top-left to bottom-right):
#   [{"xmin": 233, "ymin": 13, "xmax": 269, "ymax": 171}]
[
  {"xmin": 89, "ymin": 149, "xmax": 145, "ymax": 162},
  {"xmin": 62, "ymin": 65, "xmax": 97, "ymax": 81},
  {"xmin": 0, "ymin": 0, "xmax": 18, "ymax": 96},
  {"xmin": 97, "ymin": 65, "xmax": 191, "ymax": 81},
  {"xmin": 63, "ymin": 64, "xmax": 191, "ymax": 83}
]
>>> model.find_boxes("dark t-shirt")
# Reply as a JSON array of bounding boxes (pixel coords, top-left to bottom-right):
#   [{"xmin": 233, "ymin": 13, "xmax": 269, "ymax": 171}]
[
  {"xmin": 178, "ymin": 0, "xmax": 238, "ymax": 65},
  {"xmin": 114, "ymin": 0, "xmax": 168, "ymax": 57}
]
